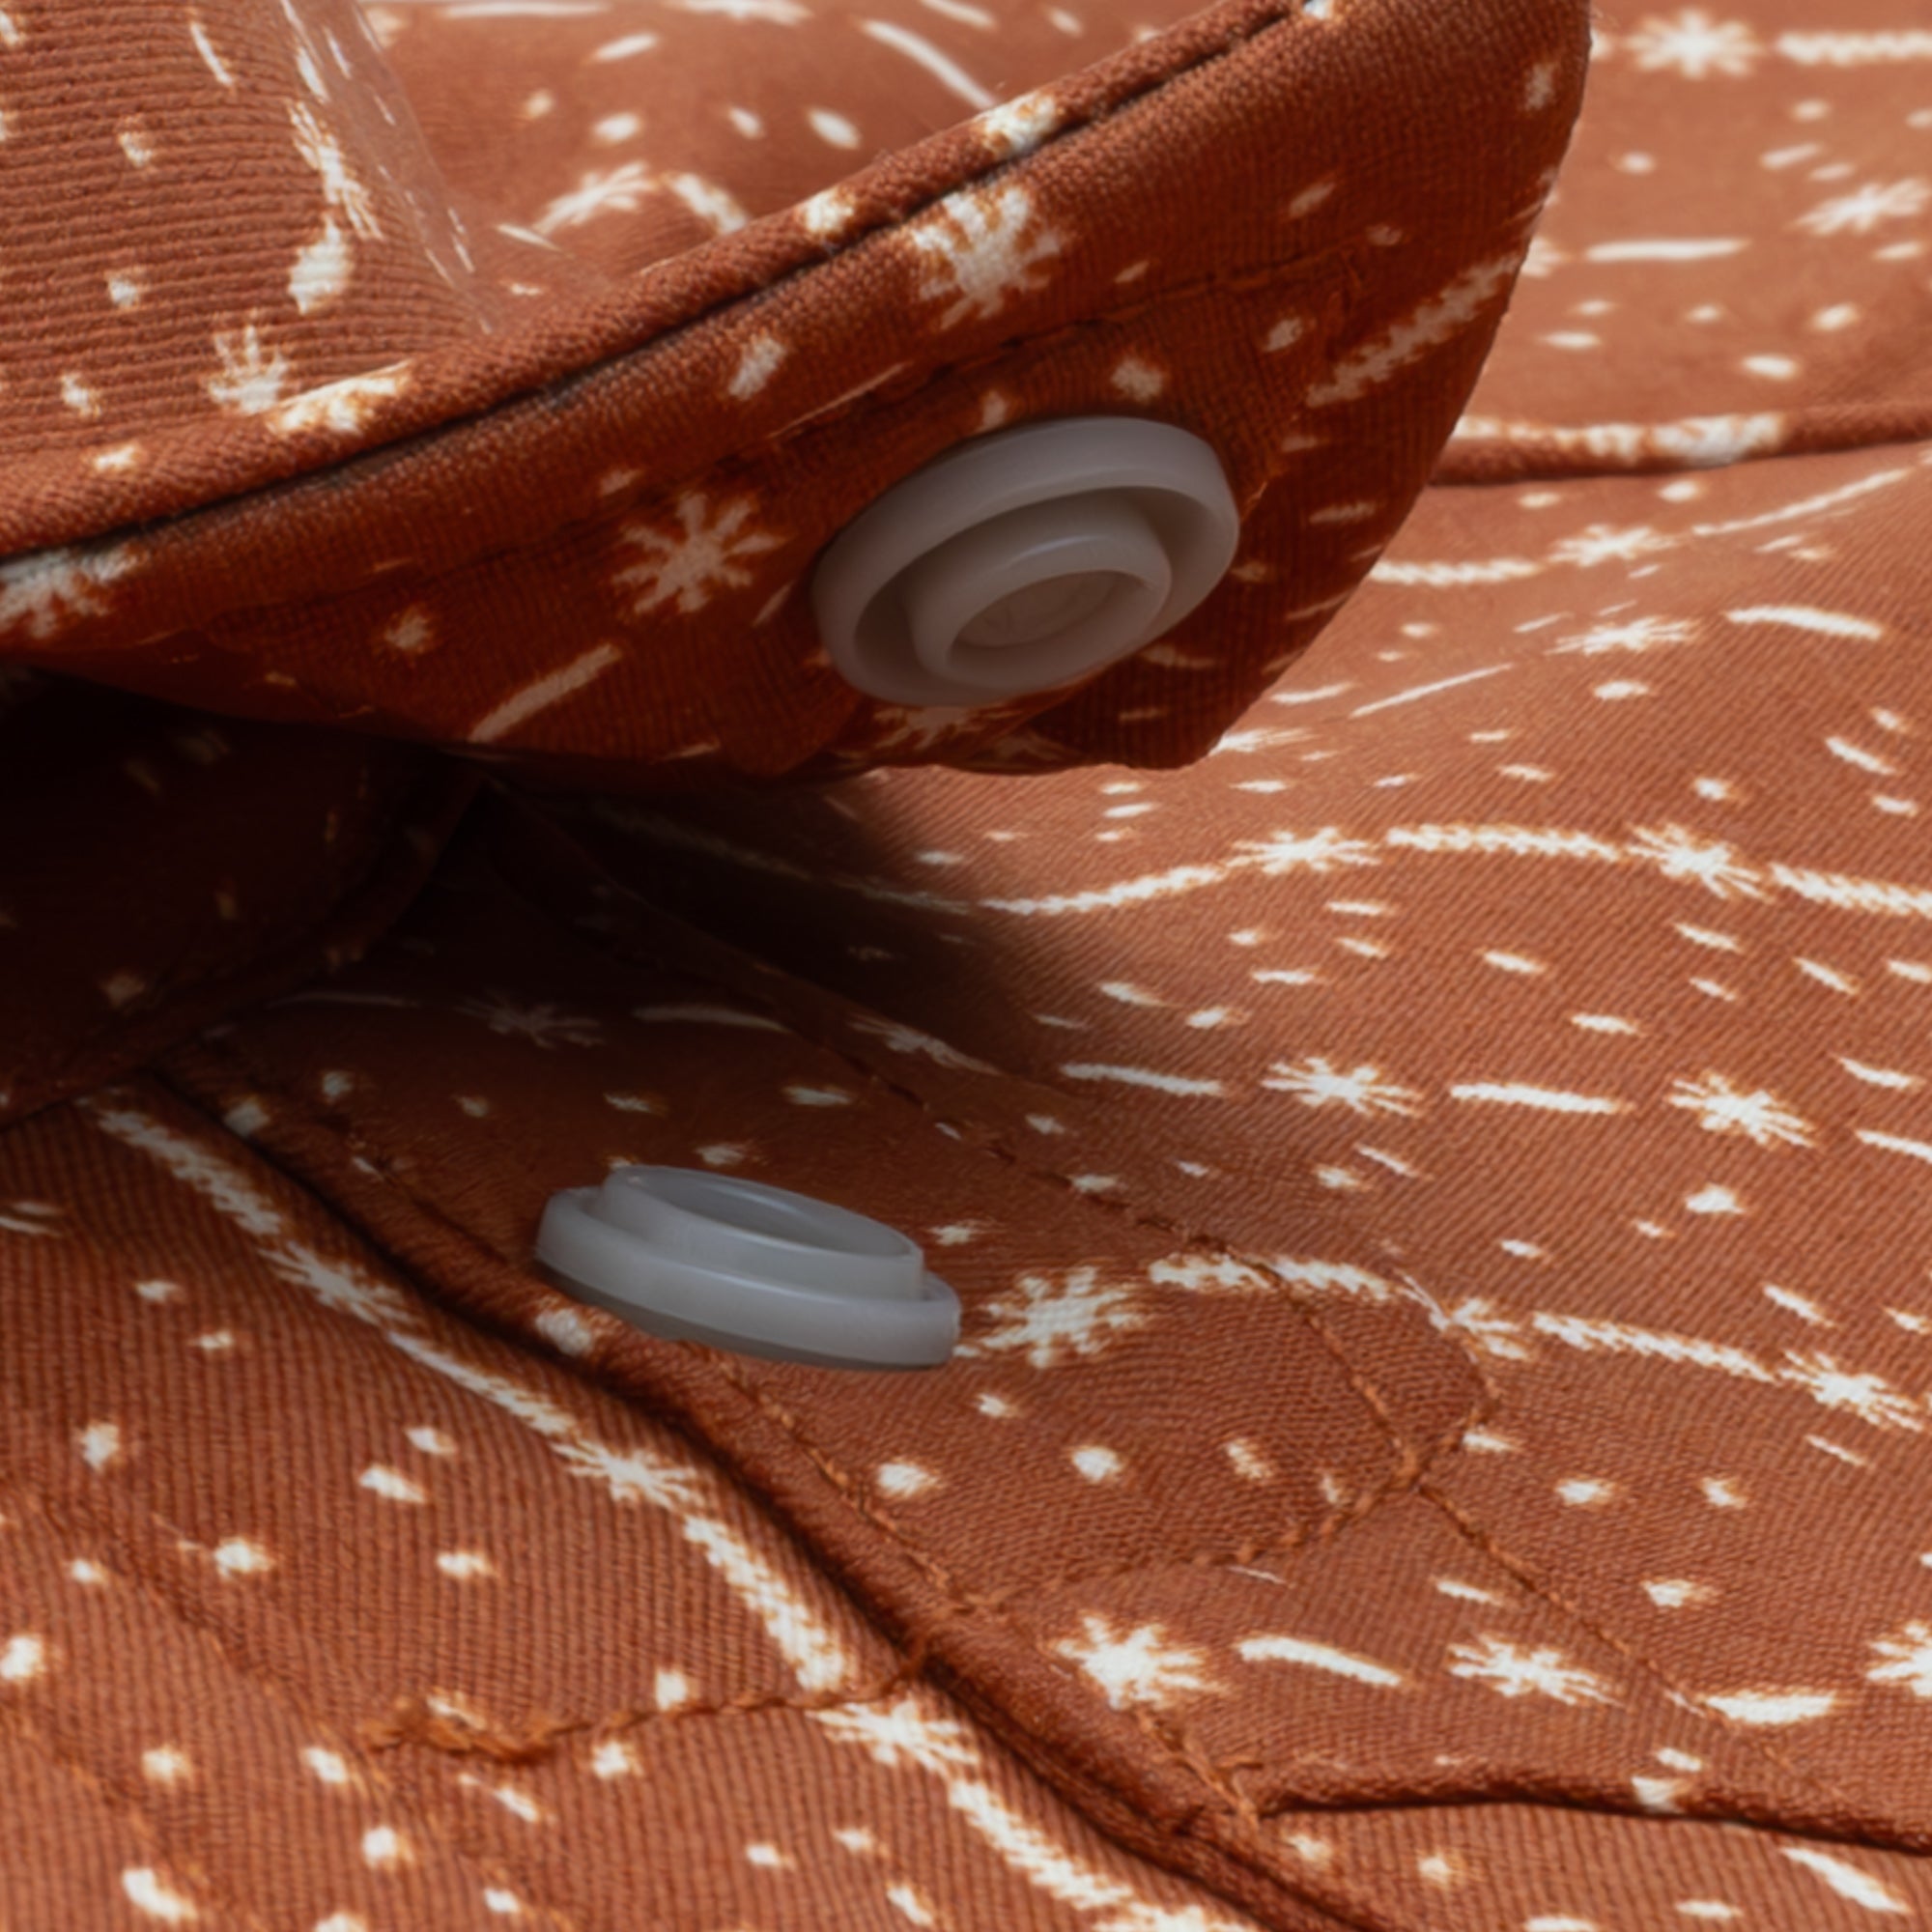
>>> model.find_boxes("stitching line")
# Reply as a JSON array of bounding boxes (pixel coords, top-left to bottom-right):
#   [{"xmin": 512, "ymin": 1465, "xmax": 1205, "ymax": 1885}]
[
  {"xmin": 0, "ymin": 1698, "xmax": 270, "ymax": 1932},
  {"xmin": 150, "ymin": 803, "xmax": 1482, "ymax": 1861},
  {"xmin": 153, "ymin": 245, "xmax": 1355, "ymax": 645},
  {"xmin": 0, "ymin": 1472, "xmax": 554, "ymax": 1924},
  {"xmin": 2, "ymin": 757, "xmax": 469, "ymax": 1132},
  {"xmin": 49, "ymin": 0, "xmax": 1323, "ymax": 562},
  {"xmin": 178, "ymin": 1022, "xmax": 1458, "ymax": 1608},
  {"xmin": 212, "ymin": 783, "xmax": 1489, "ymax": 1593},
  {"xmin": 486, "ymin": 804, "xmax": 1490, "ymax": 1499},
  {"xmin": 154, "ymin": 1030, "xmax": 1482, "ymax": 1889},
  {"xmin": 357, "ymin": 1679, "xmax": 919, "ymax": 1764},
  {"xmin": 1412, "ymin": 1477, "xmax": 1881, "ymax": 1833}
]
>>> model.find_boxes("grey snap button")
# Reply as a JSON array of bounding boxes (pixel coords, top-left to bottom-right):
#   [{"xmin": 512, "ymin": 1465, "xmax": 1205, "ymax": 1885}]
[
  {"xmin": 813, "ymin": 416, "xmax": 1241, "ymax": 707},
  {"xmin": 534, "ymin": 1166, "xmax": 960, "ymax": 1370}
]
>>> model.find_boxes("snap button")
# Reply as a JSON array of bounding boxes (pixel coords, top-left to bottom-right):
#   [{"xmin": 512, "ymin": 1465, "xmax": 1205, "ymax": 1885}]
[
  {"xmin": 534, "ymin": 1166, "xmax": 960, "ymax": 1370},
  {"xmin": 812, "ymin": 416, "xmax": 1241, "ymax": 708}
]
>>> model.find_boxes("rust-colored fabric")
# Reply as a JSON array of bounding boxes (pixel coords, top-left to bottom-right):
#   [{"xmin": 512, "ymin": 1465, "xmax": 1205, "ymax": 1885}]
[
  {"xmin": 1442, "ymin": 0, "xmax": 1932, "ymax": 476},
  {"xmin": 11, "ymin": 0, "xmax": 1932, "ymax": 1927},
  {"xmin": 151, "ymin": 419, "xmax": 1932, "ymax": 1918},
  {"xmin": 0, "ymin": 0, "xmax": 1583, "ymax": 786},
  {"xmin": 1, "ymin": 1080, "xmax": 1279, "ymax": 1932},
  {"xmin": 0, "ymin": 677, "xmax": 472, "ymax": 1125}
]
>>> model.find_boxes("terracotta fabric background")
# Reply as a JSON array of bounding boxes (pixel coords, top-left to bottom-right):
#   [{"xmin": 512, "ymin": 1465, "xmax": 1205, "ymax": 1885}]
[{"xmin": 10, "ymin": 0, "xmax": 1932, "ymax": 1929}]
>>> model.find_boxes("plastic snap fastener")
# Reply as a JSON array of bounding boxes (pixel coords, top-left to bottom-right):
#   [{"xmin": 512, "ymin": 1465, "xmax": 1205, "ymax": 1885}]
[
  {"xmin": 812, "ymin": 416, "xmax": 1241, "ymax": 708},
  {"xmin": 534, "ymin": 1166, "xmax": 960, "ymax": 1370}
]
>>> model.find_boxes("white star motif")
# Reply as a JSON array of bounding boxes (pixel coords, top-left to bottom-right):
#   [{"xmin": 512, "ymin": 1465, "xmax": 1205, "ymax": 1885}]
[
  {"xmin": 1552, "ymin": 616, "xmax": 1696, "ymax": 656},
  {"xmin": 1051, "ymin": 1616, "xmax": 1222, "ymax": 1711},
  {"xmin": 1779, "ymin": 1352, "xmax": 1923, "ymax": 1433},
  {"xmin": 1666, "ymin": 1073, "xmax": 1815, "ymax": 1149},
  {"xmin": 1624, "ymin": 824, "xmax": 1768, "ymax": 900},
  {"xmin": 1263, "ymin": 1057, "xmax": 1424, "ymax": 1118},
  {"xmin": 266, "ymin": 1242, "xmax": 420, "ymax": 1327},
  {"xmin": 974, "ymin": 1267, "xmax": 1146, "ymax": 1370},
  {"xmin": 613, "ymin": 491, "xmax": 786, "ymax": 617},
  {"xmin": 453, "ymin": 992, "xmax": 602, "ymax": 1048},
  {"xmin": 811, "ymin": 1697, "xmax": 980, "ymax": 1775},
  {"xmin": 1548, "ymin": 524, "xmax": 1678, "ymax": 568},
  {"xmin": 1869, "ymin": 1620, "xmax": 1932, "ymax": 1696},
  {"xmin": 907, "ymin": 183, "xmax": 1064, "ymax": 329},
  {"xmin": 1447, "ymin": 1635, "xmax": 1616, "ymax": 1706},
  {"xmin": 206, "ymin": 322, "xmax": 292, "ymax": 415},
  {"xmin": 553, "ymin": 1439, "xmax": 711, "ymax": 1512},
  {"xmin": 1147, "ymin": 1253, "xmax": 1273, "ymax": 1293},
  {"xmin": 1799, "ymin": 177, "xmax": 1932, "ymax": 238},
  {"xmin": 290, "ymin": 102, "xmax": 383, "ymax": 238},
  {"xmin": 535, "ymin": 161, "xmax": 657, "ymax": 235},
  {"xmin": 1619, "ymin": 9, "xmax": 1762, "ymax": 77},
  {"xmin": 0, "ymin": 546, "xmax": 137, "ymax": 642},
  {"xmin": 1235, "ymin": 828, "xmax": 1381, "ymax": 875}
]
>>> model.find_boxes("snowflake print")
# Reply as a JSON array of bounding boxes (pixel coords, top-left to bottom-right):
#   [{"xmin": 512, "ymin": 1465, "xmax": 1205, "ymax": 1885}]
[
  {"xmin": 613, "ymin": 492, "xmax": 785, "ymax": 618},
  {"xmin": 535, "ymin": 161, "xmax": 657, "ymax": 235},
  {"xmin": 290, "ymin": 102, "xmax": 382, "ymax": 238},
  {"xmin": 1778, "ymin": 1352, "xmax": 1924, "ymax": 1433},
  {"xmin": 1147, "ymin": 1253, "xmax": 1273, "ymax": 1293},
  {"xmin": 1235, "ymin": 828, "xmax": 1381, "ymax": 875},
  {"xmin": 1051, "ymin": 1616, "xmax": 1222, "ymax": 1711},
  {"xmin": 265, "ymin": 1242, "xmax": 420, "ymax": 1327},
  {"xmin": 0, "ymin": 545, "xmax": 136, "ymax": 642},
  {"xmin": 847, "ymin": 1014, "xmax": 996, "ymax": 1073},
  {"xmin": 1552, "ymin": 616, "xmax": 1696, "ymax": 656},
  {"xmin": 268, "ymin": 363, "xmax": 411, "ymax": 437},
  {"xmin": 1548, "ymin": 524, "xmax": 1678, "ymax": 568},
  {"xmin": 907, "ymin": 183, "xmax": 1064, "ymax": 329},
  {"xmin": 1798, "ymin": 179, "xmax": 1932, "ymax": 238},
  {"xmin": 205, "ymin": 321, "xmax": 292, "ymax": 414},
  {"xmin": 974, "ymin": 1267, "xmax": 1147, "ymax": 1369},
  {"xmin": 1625, "ymin": 825, "xmax": 1769, "ymax": 900},
  {"xmin": 1620, "ymin": 9, "xmax": 1762, "ymax": 77},
  {"xmin": 1448, "ymin": 1635, "xmax": 1616, "ymax": 1706},
  {"xmin": 1263, "ymin": 1058, "xmax": 1424, "ymax": 1118},
  {"xmin": 554, "ymin": 1439, "xmax": 711, "ymax": 1512},
  {"xmin": 1869, "ymin": 1621, "xmax": 1932, "ymax": 1697},
  {"xmin": 1666, "ymin": 1073, "xmax": 1815, "ymax": 1150},
  {"xmin": 812, "ymin": 1698, "xmax": 980, "ymax": 1775},
  {"xmin": 454, "ymin": 992, "xmax": 603, "ymax": 1048}
]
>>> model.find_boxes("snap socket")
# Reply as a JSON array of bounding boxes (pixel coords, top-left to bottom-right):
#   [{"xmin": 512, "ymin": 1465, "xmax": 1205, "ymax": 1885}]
[
  {"xmin": 812, "ymin": 416, "xmax": 1241, "ymax": 708},
  {"xmin": 534, "ymin": 1166, "xmax": 960, "ymax": 1370}
]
